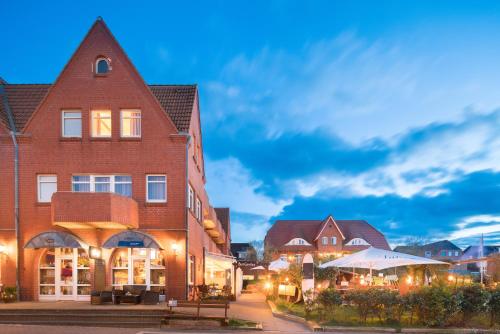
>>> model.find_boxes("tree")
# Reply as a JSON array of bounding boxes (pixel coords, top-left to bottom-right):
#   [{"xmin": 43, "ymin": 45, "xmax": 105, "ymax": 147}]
[{"xmin": 314, "ymin": 266, "xmax": 339, "ymax": 288}]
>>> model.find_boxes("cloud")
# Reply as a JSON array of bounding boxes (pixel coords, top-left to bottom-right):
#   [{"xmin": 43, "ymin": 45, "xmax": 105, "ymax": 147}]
[
  {"xmin": 205, "ymin": 156, "xmax": 290, "ymax": 217},
  {"xmin": 229, "ymin": 212, "xmax": 272, "ymax": 243}
]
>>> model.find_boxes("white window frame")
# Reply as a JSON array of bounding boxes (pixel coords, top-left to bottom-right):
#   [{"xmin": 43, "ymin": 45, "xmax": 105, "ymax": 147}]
[
  {"xmin": 120, "ymin": 109, "xmax": 141, "ymax": 138},
  {"xmin": 454, "ymin": 251, "xmax": 459, "ymax": 257},
  {"xmin": 91, "ymin": 110, "xmax": 112, "ymax": 138},
  {"xmin": 195, "ymin": 197, "xmax": 202, "ymax": 221},
  {"xmin": 37, "ymin": 175, "xmax": 57, "ymax": 203},
  {"xmin": 425, "ymin": 251, "xmax": 432, "ymax": 258},
  {"xmin": 61, "ymin": 110, "xmax": 82, "ymax": 138},
  {"xmin": 72, "ymin": 175, "xmax": 132, "ymax": 197},
  {"xmin": 146, "ymin": 174, "xmax": 167, "ymax": 203},
  {"xmin": 188, "ymin": 185, "xmax": 194, "ymax": 211},
  {"xmin": 95, "ymin": 57, "xmax": 110, "ymax": 74},
  {"xmin": 322, "ymin": 236, "xmax": 328, "ymax": 245},
  {"xmin": 331, "ymin": 237, "xmax": 337, "ymax": 245}
]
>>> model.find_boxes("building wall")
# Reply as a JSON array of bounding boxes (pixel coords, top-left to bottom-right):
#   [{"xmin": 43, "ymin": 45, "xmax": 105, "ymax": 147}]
[
  {"xmin": 0, "ymin": 21, "xmax": 227, "ymax": 300},
  {"xmin": 316, "ymin": 221, "xmax": 344, "ymax": 253}
]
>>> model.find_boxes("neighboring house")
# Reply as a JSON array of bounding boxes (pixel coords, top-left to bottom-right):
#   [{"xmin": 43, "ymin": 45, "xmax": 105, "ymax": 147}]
[
  {"xmin": 231, "ymin": 243, "xmax": 257, "ymax": 262},
  {"xmin": 264, "ymin": 215, "xmax": 390, "ymax": 263},
  {"xmin": 456, "ymin": 245, "xmax": 500, "ymax": 274},
  {"xmin": 393, "ymin": 240, "xmax": 462, "ymax": 261},
  {"xmin": 0, "ymin": 18, "xmax": 231, "ymax": 301}
]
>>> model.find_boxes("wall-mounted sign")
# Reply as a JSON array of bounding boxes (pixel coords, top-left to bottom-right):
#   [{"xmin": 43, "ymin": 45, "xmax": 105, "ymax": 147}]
[{"xmin": 118, "ymin": 240, "xmax": 144, "ymax": 247}]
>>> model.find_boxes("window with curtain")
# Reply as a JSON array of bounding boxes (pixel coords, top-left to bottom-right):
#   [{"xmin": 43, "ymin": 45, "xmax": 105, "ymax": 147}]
[
  {"xmin": 38, "ymin": 175, "xmax": 57, "ymax": 202},
  {"xmin": 146, "ymin": 175, "xmax": 166, "ymax": 202},
  {"xmin": 91, "ymin": 110, "xmax": 112, "ymax": 137},
  {"xmin": 72, "ymin": 175, "xmax": 132, "ymax": 197},
  {"xmin": 121, "ymin": 110, "xmax": 141, "ymax": 137},
  {"xmin": 62, "ymin": 111, "xmax": 82, "ymax": 137}
]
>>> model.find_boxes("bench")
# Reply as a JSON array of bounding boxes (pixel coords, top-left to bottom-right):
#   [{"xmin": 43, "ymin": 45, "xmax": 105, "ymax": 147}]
[{"xmin": 165, "ymin": 299, "xmax": 230, "ymax": 326}]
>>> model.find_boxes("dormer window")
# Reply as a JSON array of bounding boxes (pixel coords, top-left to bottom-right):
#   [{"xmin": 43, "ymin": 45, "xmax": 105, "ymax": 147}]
[{"xmin": 95, "ymin": 57, "xmax": 110, "ymax": 74}]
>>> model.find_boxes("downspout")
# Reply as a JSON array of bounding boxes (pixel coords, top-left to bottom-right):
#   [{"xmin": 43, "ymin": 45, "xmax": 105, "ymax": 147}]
[
  {"xmin": 0, "ymin": 84, "xmax": 20, "ymax": 301},
  {"xmin": 180, "ymin": 131, "xmax": 191, "ymax": 300}
]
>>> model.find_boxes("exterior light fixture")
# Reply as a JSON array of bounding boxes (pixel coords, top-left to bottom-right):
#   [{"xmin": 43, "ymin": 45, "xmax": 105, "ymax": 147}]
[
  {"xmin": 171, "ymin": 243, "xmax": 179, "ymax": 255},
  {"xmin": 89, "ymin": 246, "xmax": 102, "ymax": 259},
  {"xmin": 285, "ymin": 277, "xmax": 289, "ymax": 283},
  {"xmin": 0, "ymin": 244, "xmax": 6, "ymax": 254},
  {"xmin": 317, "ymin": 284, "xmax": 322, "ymax": 289},
  {"xmin": 447, "ymin": 274, "xmax": 455, "ymax": 282},
  {"xmin": 264, "ymin": 282, "xmax": 271, "ymax": 290},
  {"xmin": 406, "ymin": 275, "xmax": 413, "ymax": 285}
]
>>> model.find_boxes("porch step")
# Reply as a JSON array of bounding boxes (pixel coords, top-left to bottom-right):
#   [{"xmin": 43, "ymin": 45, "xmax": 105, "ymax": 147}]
[{"xmin": 0, "ymin": 309, "xmax": 165, "ymax": 328}]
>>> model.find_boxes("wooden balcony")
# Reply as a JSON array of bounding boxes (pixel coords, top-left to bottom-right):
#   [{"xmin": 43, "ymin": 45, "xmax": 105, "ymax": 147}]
[{"xmin": 51, "ymin": 192, "xmax": 139, "ymax": 229}]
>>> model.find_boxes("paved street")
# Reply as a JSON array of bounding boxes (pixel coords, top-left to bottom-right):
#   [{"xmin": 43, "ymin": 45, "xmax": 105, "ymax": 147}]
[{"xmin": 0, "ymin": 292, "xmax": 311, "ymax": 334}]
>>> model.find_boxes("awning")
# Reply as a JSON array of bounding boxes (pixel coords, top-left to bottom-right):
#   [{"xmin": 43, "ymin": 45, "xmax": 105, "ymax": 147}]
[
  {"xmin": 319, "ymin": 247, "xmax": 450, "ymax": 271},
  {"xmin": 24, "ymin": 231, "xmax": 88, "ymax": 249},
  {"xmin": 268, "ymin": 259, "xmax": 290, "ymax": 272},
  {"xmin": 102, "ymin": 230, "xmax": 163, "ymax": 249},
  {"xmin": 205, "ymin": 251, "xmax": 235, "ymax": 271}
]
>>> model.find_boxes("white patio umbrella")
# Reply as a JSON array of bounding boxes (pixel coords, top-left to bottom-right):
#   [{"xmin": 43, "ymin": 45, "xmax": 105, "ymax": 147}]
[
  {"xmin": 268, "ymin": 259, "xmax": 290, "ymax": 272},
  {"xmin": 250, "ymin": 265, "xmax": 266, "ymax": 270},
  {"xmin": 319, "ymin": 247, "xmax": 449, "ymax": 273}
]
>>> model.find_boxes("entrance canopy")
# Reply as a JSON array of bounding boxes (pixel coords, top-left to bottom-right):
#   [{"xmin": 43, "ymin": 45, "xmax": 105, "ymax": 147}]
[
  {"xmin": 25, "ymin": 231, "xmax": 88, "ymax": 249},
  {"xmin": 103, "ymin": 230, "xmax": 163, "ymax": 249},
  {"xmin": 319, "ymin": 247, "xmax": 450, "ymax": 271},
  {"xmin": 268, "ymin": 259, "xmax": 290, "ymax": 272},
  {"xmin": 205, "ymin": 251, "xmax": 235, "ymax": 271}
]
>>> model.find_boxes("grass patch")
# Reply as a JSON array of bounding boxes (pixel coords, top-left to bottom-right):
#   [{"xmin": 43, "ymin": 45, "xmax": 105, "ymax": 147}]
[{"xmin": 228, "ymin": 318, "xmax": 259, "ymax": 328}]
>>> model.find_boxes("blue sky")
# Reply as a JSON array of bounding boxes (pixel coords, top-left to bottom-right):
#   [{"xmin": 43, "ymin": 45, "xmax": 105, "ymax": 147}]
[{"xmin": 2, "ymin": 1, "xmax": 500, "ymax": 247}]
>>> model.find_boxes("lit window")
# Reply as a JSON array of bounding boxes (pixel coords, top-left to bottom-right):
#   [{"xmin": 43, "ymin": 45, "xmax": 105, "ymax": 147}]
[
  {"xmin": 331, "ymin": 237, "xmax": 337, "ymax": 245},
  {"xmin": 121, "ymin": 110, "xmax": 141, "ymax": 137},
  {"xmin": 96, "ymin": 57, "xmax": 110, "ymax": 74},
  {"xmin": 322, "ymin": 237, "xmax": 328, "ymax": 245},
  {"xmin": 62, "ymin": 111, "xmax": 82, "ymax": 137},
  {"xmin": 38, "ymin": 175, "xmax": 57, "ymax": 202},
  {"xmin": 91, "ymin": 110, "xmax": 112, "ymax": 137},
  {"xmin": 188, "ymin": 255, "xmax": 195, "ymax": 285},
  {"xmin": 195, "ymin": 197, "xmax": 202, "ymax": 221},
  {"xmin": 146, "ymin": 175, "xmax": 166, "ymax": 202},
  {"xmin": 188, "ymin": 185, "xmax": 194, "ymax": 211},
  {"xmin": 72, "ymin": 175, "xmax": 132, "ymax": 197}
]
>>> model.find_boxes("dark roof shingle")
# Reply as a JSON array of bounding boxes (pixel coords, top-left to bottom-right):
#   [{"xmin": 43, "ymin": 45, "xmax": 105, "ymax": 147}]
[
  {"xmin": 265, "ymin": 218, "xmax": 390, "ymax": 251},
  {"xmin": 0, "ymin": 83, "xmax": 196, "ymax": 132}
]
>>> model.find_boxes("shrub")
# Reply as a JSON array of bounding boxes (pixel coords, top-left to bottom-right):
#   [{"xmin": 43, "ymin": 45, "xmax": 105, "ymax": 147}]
[
  {"xmin": 317, "ymin": 288, "xmax": 342, "ymax": 319},
  {"xmin": 413, "ymin": 285, "xmax": 457, "ymax": 327},
  {"xmin": 1, "ymin": 287, "xmax": 17, "ymax": 303},
  {"xmin": 488, "ymin": 287, "xmax": 500, "ymax": 326},
  {"xmin": 455, "ymin": 284, "xmax": 490, "ymax": 325},
  {"xmin": 346, "ymin": 289, "xmax": 372, "ymax": 323}
]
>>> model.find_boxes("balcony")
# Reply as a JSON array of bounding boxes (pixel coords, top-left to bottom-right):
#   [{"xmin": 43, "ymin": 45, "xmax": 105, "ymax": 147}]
[
  {"xmin": 51, "ymin": 192, "xmax": 139, "ymax": 229},
  {"xmin": 203, "ymin": 206, "xmax": 227, "ymax": 245}
]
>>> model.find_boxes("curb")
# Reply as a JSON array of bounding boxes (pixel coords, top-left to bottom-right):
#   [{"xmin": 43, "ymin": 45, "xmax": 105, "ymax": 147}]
[{"xmin": 267, "ymin": 300, "xmax": 320, "ymax": 331}]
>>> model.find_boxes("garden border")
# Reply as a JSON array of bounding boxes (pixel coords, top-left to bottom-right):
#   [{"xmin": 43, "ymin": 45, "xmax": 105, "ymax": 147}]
[{"xmin": 267, "ymin": 300, "xmax": 500, "ymax": 333}]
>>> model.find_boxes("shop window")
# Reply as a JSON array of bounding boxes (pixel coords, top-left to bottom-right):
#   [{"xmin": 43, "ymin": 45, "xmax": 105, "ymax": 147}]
[{"xmin": 111, "ymin": 248, "xmax": 166, "ymax": 289}]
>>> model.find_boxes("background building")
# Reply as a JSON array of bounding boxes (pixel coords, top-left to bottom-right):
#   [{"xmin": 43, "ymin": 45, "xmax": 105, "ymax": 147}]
[
  {"xmin": 394, "ymin": 240, "xmax": 463, "ymax": 262},
  {"xmin": 264, "ymin": 215, "xmax": 390, "ymax": 263}
]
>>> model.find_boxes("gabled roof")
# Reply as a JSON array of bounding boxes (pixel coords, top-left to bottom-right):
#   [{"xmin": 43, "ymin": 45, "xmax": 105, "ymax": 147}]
[
  {"xmin": 461, "ymin": 245, "xmax": 499, "ymax": 258},
  {"xmin": 394, "ymin": 240, "xmax": 462, "ymax": 257},
  {"xmin": 0, "ymin": 83, "xmax": 196, "ymax": 132},
  {"xmin": 265, "ymin": 218, "xmax": 390, "ymax": 250},
  {"xmin": 314, "ymin": 215, "xmax": 346, "ymax": 241}
]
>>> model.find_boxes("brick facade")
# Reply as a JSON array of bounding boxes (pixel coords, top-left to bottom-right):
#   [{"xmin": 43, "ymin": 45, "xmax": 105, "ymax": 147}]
[{"xmin": 0, "ymin": 19, "xmax": 230, "ymax": 301}]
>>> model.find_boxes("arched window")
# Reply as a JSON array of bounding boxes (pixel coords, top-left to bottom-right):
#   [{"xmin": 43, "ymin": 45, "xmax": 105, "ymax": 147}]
[{"xmin": 95, "ymin": 57, "xmax": 110, "ymax": 74}]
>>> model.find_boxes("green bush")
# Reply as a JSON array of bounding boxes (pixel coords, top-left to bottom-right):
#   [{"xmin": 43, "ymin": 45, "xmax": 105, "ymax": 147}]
[
  {"xmin": 413, "ymin": 285, "xmax": 457, "ymax": 327},
  {"xmin": 488, "ymin": 287, "xmax": 500, "ymax": 326},
  {"xmin": 346, "ymin": 289, "xmax": 373, "ymax": 323},
  {"xmin": 455, "ymin": 284, "xmax": 490, "ymax": 325},
  {"xmin": 317, "ymin": 288, "xmax": 342, "ymax": 319}
]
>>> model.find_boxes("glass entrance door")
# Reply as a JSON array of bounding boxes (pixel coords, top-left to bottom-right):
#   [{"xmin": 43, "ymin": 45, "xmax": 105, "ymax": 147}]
[{"xmin": 39, "ymin": 248, "xmax": 90, "ymax": 301}]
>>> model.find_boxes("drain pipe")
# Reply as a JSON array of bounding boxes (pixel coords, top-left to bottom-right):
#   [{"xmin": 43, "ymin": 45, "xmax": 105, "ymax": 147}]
[
  {"xmin": 0, "ymin": 84, "xmax": 21, "ymax": 301},
  {"xmin": 179, "ymin": 131, "xmax": 191, "ymax": 300}
]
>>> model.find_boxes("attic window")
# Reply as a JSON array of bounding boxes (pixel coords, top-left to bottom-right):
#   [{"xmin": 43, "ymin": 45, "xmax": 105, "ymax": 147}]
[{"xmin": 95, "ymin": 57, "xmax": 110, "ymax": 74}]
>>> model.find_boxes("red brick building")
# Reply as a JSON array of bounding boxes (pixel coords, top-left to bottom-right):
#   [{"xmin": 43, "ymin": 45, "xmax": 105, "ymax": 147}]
[
  {"xmin": 264, "ymin": 215, "xmax": 390, "ymax": 263},
  {"xmin": 0, "ymin": 18, "xmax": 231, "ymax": 301}
]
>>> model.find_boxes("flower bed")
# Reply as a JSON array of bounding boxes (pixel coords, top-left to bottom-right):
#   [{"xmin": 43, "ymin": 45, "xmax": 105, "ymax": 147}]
[{"xmin": 273, "ymin": 284, "xmax": 500, "ymax": 330}]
